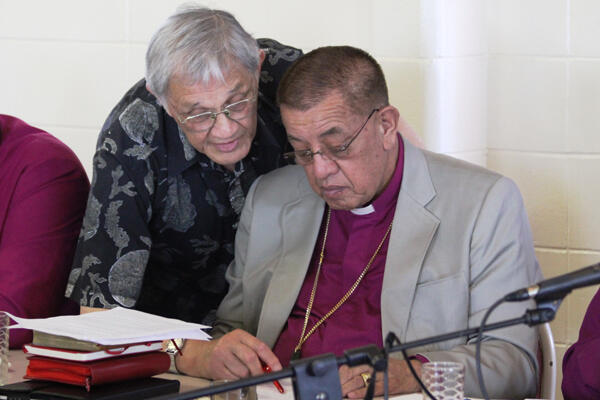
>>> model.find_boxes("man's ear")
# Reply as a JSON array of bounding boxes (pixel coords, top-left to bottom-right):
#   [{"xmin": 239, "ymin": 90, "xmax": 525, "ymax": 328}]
[
  {"xmin": 147, "ymin": 83, "xmax": 175, "ymax": 118},
  {"xmin": 258, "ymin": 49, "xmax": 266, "ymax": 71},
  {"xmin": 255, "ymin": 49, "xmax": 266, "ymax": 80},
  {"xmin": 379, "ymin": 105, "xmax": 400, "ymax": 150},
  {"xmin": 146, "ymin": 83, "xmax": 156, "ymax": 99}
]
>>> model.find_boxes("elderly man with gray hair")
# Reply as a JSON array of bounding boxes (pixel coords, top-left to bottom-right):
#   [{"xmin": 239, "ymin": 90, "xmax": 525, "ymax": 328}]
[{"xmin": 65, "ymin": 5, "xmax": 301, "ymax": 333}]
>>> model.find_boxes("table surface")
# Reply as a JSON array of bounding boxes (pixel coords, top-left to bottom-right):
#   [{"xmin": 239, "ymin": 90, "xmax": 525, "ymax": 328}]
[
  {"xmin": 8, "ymin": 350, "xmax": 526, "ymax": 400},
  {"xmin": 5, "ymin": 350, "xmax": 422, "ymax": 399}
]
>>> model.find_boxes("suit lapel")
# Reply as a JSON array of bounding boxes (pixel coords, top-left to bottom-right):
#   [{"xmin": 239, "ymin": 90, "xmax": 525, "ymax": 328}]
[
  {"xmin": 257, "ymin": 184, "xmax": 325, "ymax": 347},
  {"xmin": 381, "ymin": 140, "xmax": 440, "ymax": 342}
]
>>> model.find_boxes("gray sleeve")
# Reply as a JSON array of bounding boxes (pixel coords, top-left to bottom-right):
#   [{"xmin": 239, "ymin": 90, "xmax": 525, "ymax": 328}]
[{"xmin": 212, "ymin": 176, "xmax": 261, "ymax": 338}]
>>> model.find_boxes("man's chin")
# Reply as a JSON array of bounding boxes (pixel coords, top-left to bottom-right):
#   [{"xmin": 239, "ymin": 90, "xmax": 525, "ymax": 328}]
[
  {"xmin": 324, "ymin": 197, "xmax": 356, "ymax": 211},
  {"xmin": 207, "ymin": 143, "xmax": 250, "ymax": 168},
  {"xmin": 324, "ymin": 194, "xmax": 371, "ymax": 211},
  {"xmin": 319, "ymin": 188, "xmax": 354, "ymax": 210}
]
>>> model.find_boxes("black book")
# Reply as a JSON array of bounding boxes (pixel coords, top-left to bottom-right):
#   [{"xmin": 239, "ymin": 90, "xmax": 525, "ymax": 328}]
[
  {"xmin": 1, "ymin": 378, "xmax": 179, "ymax": 400},
  {"xmin": 0, "ymin": 380, "xmax": 53, "ymax": 400}
]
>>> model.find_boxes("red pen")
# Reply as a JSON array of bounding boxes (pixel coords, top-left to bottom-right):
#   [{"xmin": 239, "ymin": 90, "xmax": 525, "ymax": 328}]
[{"xmin": 262, "ymin": 363, "xmax": 285, "ymax": 394}]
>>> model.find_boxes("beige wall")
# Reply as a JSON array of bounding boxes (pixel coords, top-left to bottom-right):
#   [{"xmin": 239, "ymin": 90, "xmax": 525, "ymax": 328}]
[
  {"xmin": 486, "ymin": 2, "xmax": 600, "ymax": 399},
  {"xmin": 2, "ymin": 1, "xmax": 599, "ymax": 398}
]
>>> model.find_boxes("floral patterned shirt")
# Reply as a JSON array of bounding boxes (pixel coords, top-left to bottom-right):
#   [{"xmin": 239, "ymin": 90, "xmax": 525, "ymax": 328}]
[{"xmin": 66, "ymin": 39, "xmax": 302, "ymax": 324}]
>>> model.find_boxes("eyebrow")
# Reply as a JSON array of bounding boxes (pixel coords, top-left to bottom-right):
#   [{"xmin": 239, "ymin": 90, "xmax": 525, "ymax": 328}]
[
  {"xmin": 288, "ymin": 126, "xmax": 345, "ymax": 145},
  {"xmin": 182, "ymin": 82, "xmax": 248, "ymax": 115}
]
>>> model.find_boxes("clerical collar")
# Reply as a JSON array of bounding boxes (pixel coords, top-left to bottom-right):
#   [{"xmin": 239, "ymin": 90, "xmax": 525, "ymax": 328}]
[
  {"xmin": 350, "ymin": 204, "xmax": 376, "ymax": 215},
  {"xmin": 344, "ymin": 134, "xmax": 406, "ymax": 218}
]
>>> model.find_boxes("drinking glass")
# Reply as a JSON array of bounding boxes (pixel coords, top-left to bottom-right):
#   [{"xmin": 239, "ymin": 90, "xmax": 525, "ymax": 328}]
[
  {"xmin": 210, "ymin": 380, "xmax": 249, "ymax": 400},
  {"xmin": 0, "ymin": 311, "xmax": 10, "ymax": 385},
  {"xmin": 421, "ymin": 361, "xmax": 465, "ymax": 400}
]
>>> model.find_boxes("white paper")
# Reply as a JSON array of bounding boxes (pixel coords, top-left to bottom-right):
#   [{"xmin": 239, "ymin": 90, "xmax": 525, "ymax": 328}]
[{"xmin": 6, "ymin": 307, "xmax": 211, "ymax": 344}]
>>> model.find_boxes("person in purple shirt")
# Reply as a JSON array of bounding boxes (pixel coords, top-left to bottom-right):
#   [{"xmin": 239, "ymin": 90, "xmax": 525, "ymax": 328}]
[
  {"xmin": 0, "ymin": 115, "xmax": 89, "ymax": 348},
  {"xmin": 173, "ymin": 46, "xmax": 541, "ymax": 399},
  {"xmin": 562, "ymin": 288, "xmax": 600, "ymax": 399}
]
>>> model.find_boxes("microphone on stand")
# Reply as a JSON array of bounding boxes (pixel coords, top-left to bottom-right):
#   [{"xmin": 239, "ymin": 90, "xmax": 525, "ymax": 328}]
[{"xmin": 504, "ymin": 262, "xmax": 600, "ymax": 302}]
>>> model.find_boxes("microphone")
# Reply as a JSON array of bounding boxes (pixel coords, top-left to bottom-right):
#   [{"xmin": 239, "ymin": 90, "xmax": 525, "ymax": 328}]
[{"xmin": 505, "ymin": 262, "xmax": 600, "ymax": 302}]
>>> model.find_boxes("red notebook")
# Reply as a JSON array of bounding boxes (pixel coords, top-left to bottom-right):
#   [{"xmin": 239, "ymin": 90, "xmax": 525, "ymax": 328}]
[{"xmin": 24, "ymin": 351, "xmax": 170, "ymax": 391}]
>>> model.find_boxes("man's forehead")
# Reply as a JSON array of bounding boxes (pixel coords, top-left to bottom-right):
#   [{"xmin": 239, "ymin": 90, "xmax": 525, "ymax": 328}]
[
  {"xmin": 169, "ymin": 69, "xmax": 255, "ymax": 109},
  {"xmin": 282, "ymin": 99, "xmax": 355, "ymax": 139}
]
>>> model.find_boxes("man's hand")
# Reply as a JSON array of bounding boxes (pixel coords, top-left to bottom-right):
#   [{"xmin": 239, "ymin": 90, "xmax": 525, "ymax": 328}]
[
  {"xmin": 340, "ymin": 358, "xmax": 422, "ymax": 398},
  {"xmin": 80, "ymin": 306, "xmax": 106, "ymax": 314},
  {"xmin": 175, "ymin": 329, "xmax": 282, "ymax": 380}
]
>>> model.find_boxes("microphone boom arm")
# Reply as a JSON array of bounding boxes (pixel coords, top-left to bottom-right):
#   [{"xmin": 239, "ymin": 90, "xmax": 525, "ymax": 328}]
[{"xmin": 149, "ymin": 303, "xmax": 558, "ymax": 400}]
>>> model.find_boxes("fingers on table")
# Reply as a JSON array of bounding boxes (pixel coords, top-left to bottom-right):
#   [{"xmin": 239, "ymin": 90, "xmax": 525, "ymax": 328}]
[{"xmin": 213, "ymin": 330, "xmax": 281, "ymax": 379}]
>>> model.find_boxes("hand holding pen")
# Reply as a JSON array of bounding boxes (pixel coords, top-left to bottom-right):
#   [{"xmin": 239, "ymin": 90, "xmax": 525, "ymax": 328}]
[{"xmin": 262, "ymin": 363, "xmax": 285, "ymax": 394}]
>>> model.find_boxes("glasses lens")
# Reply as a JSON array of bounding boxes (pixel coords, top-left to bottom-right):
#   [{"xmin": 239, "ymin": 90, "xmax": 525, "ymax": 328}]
[
  {"xmin": 226, "ymin": 99, "xmax": 251, "ymax": 115},
  {"xmin": 283, "ymin": 150, "xmax": 313, "ymax": 165},
  {"xmin": 226, "ymin": 101, "xmax": 251, "ymax": 123},
  {"xmin": 186, "ymin": 114, "xmax": 214, "ymax": 131},
  {"xmin": 327, "ymin": 144, "xmax": 352, "ymax": 160}
]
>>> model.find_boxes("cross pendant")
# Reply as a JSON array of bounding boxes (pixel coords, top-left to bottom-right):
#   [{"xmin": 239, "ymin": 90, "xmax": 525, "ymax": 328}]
[{"xmin": 291, "ymin": 350, "xmax": 301, "ymax": 361}]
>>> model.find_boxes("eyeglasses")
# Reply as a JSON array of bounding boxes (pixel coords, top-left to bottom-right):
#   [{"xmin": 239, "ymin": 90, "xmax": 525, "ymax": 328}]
[
  {"xmin": 283, "ymin": 108, "xmax": 380, "ymax": 165},
  {"xmin": 178, "ymin": 97, "xmax": 256, "ymax": 132}
]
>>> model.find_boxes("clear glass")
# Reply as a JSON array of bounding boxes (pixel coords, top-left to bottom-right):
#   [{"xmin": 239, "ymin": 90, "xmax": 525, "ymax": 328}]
[
  {"xmin": 0, "ymin": 311, "xmax": 9, "ymax": 385},
  {"xmin": 421, "ymin": 361, "xmax": 465, "ymax": 400},
  {"xmin": 210, "ymin": 379, "xmax": 249, "ymax": 400}
]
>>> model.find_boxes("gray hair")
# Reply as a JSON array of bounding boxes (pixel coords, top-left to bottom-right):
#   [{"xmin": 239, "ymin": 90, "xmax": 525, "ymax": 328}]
[{"xmin": 145, "ymin": 4, "xmax": 260, "ymax": 105}]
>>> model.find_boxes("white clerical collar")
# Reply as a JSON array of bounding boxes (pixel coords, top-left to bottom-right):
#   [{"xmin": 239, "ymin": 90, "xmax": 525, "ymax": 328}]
[{"xmin": 350, "ymin": 204, "xmax": 375, "ymax": 215}]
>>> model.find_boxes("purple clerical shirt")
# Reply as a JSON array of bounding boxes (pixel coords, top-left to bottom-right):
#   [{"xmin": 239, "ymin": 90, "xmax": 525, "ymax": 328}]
[
  {"xmin": 0, "ymin": 115, "xmax": 89, "ymax": 348},
  {"xmin": 272, "ymin": 136, "xmax": 405, "ymax": 366},
  {"xmin": 562, "ymin": 288, "xmax": 600, "ymax": 399}
]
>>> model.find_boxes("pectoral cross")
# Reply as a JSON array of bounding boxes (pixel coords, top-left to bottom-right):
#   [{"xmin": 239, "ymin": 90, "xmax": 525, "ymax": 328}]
[{"xmin": 291, "ymin": 350, "xmax": 301, "ymax": 361}]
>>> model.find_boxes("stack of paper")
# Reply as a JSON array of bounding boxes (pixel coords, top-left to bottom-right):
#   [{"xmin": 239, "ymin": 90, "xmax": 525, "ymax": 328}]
[
  {"xmin": 6, "ymin": 308, "xmax": 210, "ymax": 391},
  {"xmin": 7, "ymin": 307, "xmax": 211, "ymax": 344}
]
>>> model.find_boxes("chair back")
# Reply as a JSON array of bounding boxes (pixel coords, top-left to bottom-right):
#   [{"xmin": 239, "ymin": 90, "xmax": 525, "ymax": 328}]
[{"xmin": 539, "ymin": 322, "xmax": 556, "ymax": 400}]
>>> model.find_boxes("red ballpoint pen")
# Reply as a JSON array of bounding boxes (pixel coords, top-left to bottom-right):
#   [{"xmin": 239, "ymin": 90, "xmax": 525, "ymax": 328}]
[{"xmin": 262, "ymin": 363, "xmax": 285, "ymax": 394}]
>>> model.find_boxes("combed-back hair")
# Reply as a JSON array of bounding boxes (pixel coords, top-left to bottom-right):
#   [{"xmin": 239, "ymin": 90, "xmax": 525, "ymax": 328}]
[
  {"xmin": 145, "ymin": 4, "xmax": 259, "ymax": 104},
  {"xmin": 277, "ymin": 46, "xmax": 389, "ymax": 114}
]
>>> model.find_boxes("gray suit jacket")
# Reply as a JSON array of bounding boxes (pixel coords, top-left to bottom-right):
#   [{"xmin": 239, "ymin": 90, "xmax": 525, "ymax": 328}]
[{"xmin": 214, "ymin": 140, "xmax": 542, "ymax": 398}]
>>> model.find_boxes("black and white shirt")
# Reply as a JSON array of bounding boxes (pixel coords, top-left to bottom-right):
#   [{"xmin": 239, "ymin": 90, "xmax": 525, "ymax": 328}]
[{"xmin": 66, "ymin": 39, "xmax": 302, "ymax": 325}]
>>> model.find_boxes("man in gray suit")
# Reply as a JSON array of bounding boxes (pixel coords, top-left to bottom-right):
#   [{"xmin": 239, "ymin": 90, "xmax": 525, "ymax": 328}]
[{"xmin": 177, "ymin": 46, "xmax": 542, "ymax": 399}]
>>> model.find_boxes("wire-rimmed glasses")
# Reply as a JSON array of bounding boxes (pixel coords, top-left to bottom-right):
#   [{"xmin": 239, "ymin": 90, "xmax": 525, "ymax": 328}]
[
  {"xmin": 283, "ymin": 108, "xmax": 380, "ymax": 165},
  {"xmin": 178, "ymin": 97, "xmax": 256, "ymax": 133}
]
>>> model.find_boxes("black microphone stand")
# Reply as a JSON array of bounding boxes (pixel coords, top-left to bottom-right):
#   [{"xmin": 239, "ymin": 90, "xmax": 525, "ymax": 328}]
[{"xmin": 151, "ymin": 300, "xmax": 559, "ymax": 400}]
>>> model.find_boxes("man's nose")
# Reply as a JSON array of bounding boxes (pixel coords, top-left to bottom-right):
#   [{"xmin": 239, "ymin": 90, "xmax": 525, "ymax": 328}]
[
  {"xmin": 309, "ymin": 152, "xmax": 338, "ymax": 181},
  {"xmin": 210, "ymin": 112, "xmax": 238, "ymax": 137}
]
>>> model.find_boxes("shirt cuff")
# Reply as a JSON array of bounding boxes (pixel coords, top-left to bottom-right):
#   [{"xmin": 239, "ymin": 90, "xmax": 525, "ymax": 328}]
[{"xmin": 411, "ymin": 354, "xmax": 430, "ymax": 364}]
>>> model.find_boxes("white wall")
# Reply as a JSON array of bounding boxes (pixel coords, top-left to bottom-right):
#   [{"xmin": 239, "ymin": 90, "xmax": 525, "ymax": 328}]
[
  {"xmin": 2, "ymin": 1, "xmax": 600, "ymax": 398},
  {"xmin": 486, "ymin": 2, "xmax": 600, "ymax": 398},
  {"xmin": 1, "ymin": 0, "xmax": 487, "ymax": 176}
]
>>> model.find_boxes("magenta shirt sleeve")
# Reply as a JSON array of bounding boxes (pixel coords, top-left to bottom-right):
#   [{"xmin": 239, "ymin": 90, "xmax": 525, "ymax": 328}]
[
  {"xmin": 0, "ymin": 130, "xmax": 89, "ymax": 348},
  {"xmin": 413, "ymin": 354, "xmax": 430, "ymax": 364},
  {"xmin": 562, "ymin": 289, "xmax": 600, "ymax": 400}
]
